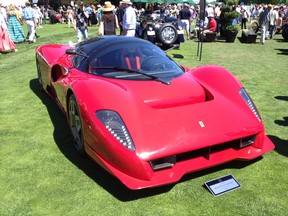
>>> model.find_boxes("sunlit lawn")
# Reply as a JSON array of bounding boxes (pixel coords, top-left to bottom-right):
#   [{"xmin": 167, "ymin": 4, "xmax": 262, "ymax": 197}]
[{"xmin": 0, "ymin": 22, "xmax": 287, "ymax": 215}]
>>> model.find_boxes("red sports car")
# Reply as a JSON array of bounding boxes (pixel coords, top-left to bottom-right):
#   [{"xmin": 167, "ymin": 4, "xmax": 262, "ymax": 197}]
[{"xmin": 36, "ymin": 36, "xmax": 274, "ymax": 190}]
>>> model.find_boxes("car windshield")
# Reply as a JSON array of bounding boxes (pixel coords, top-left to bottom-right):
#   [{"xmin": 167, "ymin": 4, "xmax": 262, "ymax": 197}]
[{"xmin": 87, "ymin": 41, "xmax": 184, "ymax": 81}]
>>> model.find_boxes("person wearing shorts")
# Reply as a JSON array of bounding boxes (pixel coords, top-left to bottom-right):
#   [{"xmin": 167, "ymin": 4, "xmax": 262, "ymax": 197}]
[{"xmin": 179, "ymin": 3, "xmax": 192, "ymax": 40}]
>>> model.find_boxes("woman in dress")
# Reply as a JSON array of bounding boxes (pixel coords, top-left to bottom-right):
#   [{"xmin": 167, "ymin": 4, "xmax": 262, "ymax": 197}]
[
  {"xmin": 98, "ymin": 1, "xmax": 119, "ymax": 36},
  {"xmin": 0, "ymin": 11, "xmax": 17, "ymax": 53},
  {"xmin": 7, "ymin": 5, "xmax": 25, "ymax": 43}
]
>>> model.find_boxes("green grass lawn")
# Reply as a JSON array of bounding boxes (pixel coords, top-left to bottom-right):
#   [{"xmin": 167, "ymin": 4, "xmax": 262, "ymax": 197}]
[{"xmin": 1, "ymin": 23, "xmax": 287, "ymax": 216}]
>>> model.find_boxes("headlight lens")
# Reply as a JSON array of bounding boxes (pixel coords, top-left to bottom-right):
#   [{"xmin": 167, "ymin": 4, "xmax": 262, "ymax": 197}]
[
  {"xmin": 96, "ymin": 110, "xmax": 135, "ymax": 151},
  {"xmin": 239, "ymin": 88, "xmax": 261, "ymax": 122}
]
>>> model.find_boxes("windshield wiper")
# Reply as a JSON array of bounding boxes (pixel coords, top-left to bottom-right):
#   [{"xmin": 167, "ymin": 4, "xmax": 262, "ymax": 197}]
[{"xmin": 91, "ymin": 66, "xmax": 171, "ymax": 85}]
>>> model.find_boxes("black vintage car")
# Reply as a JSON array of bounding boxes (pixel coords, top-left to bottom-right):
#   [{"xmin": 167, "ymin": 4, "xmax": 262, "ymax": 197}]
[{"xmin": 136, "ymin": 15, "xmax": 184, "ymax": 51}]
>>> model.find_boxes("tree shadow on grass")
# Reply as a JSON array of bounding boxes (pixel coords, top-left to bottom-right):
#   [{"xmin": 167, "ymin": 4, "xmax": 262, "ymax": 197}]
[
  {"xmin": 275, "ymin": 48, "xmax": 288, "ymax": 55},
  {"xmin": 267, "ymin": 135, "xmax": 288, "ymax": 158},
  {"xmin": 29, "ymin": 78, "xmax": 276, "ymax": 201},
  {"xmin": 274, "ymin": 96, "xmax": 288, "ymax": 126},
  {"xmin": 274, "ymin": 38, "xmax": 288, "ymax": 43},
  {"xmin": 270, "ymin": 96, "xmax": 288, "ymax": 157}
]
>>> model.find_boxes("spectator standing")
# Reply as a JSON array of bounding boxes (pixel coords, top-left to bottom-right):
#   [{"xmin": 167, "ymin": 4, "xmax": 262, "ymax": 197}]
[
  {"xmin": 40, "ymin": 5, "xmax": 46, "ymax": 24},
  {"xmin": 66, "ymin": 6, "xmax": 74, "ymax": 28},
  {"xmin": 240, "ymin": 7, "xmax": 249, "ymax": 29},
  {"xmin": 214, "ymin": 4, "xmax": 221, "ymax": 33},
  {"xmin": 98, "ymin": 2, "xmax": 119, "ymax": 36},
  {"xmin": 0, "ymin": 10, "xmax": 17, "ymax": 53},
  {"xmin": 58, "ymin": 6, "xmax": 64, "ymax": 23},
  {"xmin": 170, "ymin": 4, "xmax": 178, "ymax": 19},
  {"xmin": 269, "ymin": 5, "xmax": 279, "ymax": 39},
  {"xmin": 22, "ymin": 1, "xmax": 36, "ymax": 44},
  {"xmin": 205, "ymin": 4, "xmax": 214, "ymax": 18},
  {"xmin": 120, "ymin": 0, "xmax": 136, "ymax": 37},
  {"xmin": 179, "ymin": 3, "xmax": 192, "ymax": 40},
  {"xmin": 48, "ymin": 6, "xmax": 57, "ymax": 24},
  {"xmin": 90, "ymin": 5, "xmax": 98, "ymax": 25},
  {"xmin": 97, "ymin": 4, "xmax": 102, "ymax": 25},
  {"xmin": 85, "ymin": 4, "xmax": 92, "ymax": 26},
  {"xmin": 116, "ymin": 4, "xmax": 125, "ymax": 34},
  {"xmin": 7, "ymin": 5, "xmax": 25, "ymax": 43},
  {"xmin": 278, "ymin": 6, "xmax": 285, "ymax": 27},
  {"xmin": 33, "ymin": 4, "xmax": 43, "ymax": 29},
  {"xmin": 258, "ymin": 5, "xmax": 271, "ymax": 45},
  {"xmin": 74, "ymin": 2, "xmax": 89, "ymax": 42}
]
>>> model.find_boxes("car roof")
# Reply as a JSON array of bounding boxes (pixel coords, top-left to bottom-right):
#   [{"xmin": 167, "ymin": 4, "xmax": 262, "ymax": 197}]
[{"xmin": 76, "ymin": 36, "xmax": 152, "ymax": 56}]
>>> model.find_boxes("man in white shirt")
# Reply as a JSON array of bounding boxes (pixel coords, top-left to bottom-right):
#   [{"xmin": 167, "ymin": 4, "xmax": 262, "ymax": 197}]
[
  {"xmin": 269, "ymin": 5, "xmax": 279, "ymax": 39},
  {"xmin": 120, "ymin": 0, "xmax": 136, "ymax": 37}
]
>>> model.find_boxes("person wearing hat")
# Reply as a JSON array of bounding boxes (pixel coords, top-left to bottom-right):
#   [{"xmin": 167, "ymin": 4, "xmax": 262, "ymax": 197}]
[
  {"xmin": 206, "ymin": 4, "xmax": 214, "ymax": 18},
  {"xmin": 120, "ymin": 0, "xmax": 136, "ymax": 36},
  {"xmin": 199, "ymin": 14, "xmax": 217, "ymax": 41},
  {"xmin": 74, "ymin": 2, "xmax": 89, "ymax": 42},
  {"xmin": 98, "ymin": 1, "xmax": 119, "ymax": 36}
]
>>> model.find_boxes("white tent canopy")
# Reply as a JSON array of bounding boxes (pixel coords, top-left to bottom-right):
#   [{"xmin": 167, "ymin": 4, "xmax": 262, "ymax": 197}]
[{"xmin": 0, "ymin": 0, "xmax": 34, "ymax": 7}]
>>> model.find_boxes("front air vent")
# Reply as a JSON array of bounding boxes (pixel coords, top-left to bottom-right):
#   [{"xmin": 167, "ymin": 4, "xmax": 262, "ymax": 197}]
[
  {"xmin": 150, "ymin": 155, "xmax": 176, "ymax": 171},
  {"xmin": 240, "ymin": 135, "xmax": 256, "ymax": 148}
]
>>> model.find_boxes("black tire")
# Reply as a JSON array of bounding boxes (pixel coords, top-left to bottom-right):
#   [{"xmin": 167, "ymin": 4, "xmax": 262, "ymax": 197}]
[
  {"xmin": 68, "ymin": 94, "xmax": 85, "ymax": 156},
  {"xmin": 142, "ymin": 29, "xmax": 148, "ymax": 40},
  {"xmin": 282, "ymin": 24, "xmax": 288, "ymax": 40},
  {"xmin": 36, "ymin": 59, "xmax": 44, "ymax": 91},
  {"xmin": 157, "ymin": 24, "xmax": 178, "ymax": 45}
]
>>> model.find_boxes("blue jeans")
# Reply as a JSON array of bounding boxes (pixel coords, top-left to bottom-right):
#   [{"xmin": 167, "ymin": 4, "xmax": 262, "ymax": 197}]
[
  {"xmin": 268, "ymin": 25, "xmax": 275, "ymax": 39},
  {"xmin": 77, "ymin": 28, "xmax": 88, "ymax": 42}
]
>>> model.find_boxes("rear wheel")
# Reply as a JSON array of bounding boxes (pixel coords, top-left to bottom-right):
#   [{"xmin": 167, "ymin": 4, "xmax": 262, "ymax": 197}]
[{"xmin": 68, "ymin": 95, "xmax": 85, "ymax": 156}]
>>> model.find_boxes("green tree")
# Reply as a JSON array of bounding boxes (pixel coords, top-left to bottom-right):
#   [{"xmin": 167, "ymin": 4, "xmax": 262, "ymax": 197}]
[{"xmin": 225, "ymin": 0, "xmax": 239, "ymax": 5}]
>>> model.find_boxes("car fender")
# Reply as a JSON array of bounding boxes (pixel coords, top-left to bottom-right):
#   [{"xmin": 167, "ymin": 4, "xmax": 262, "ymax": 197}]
[
  {"xmin": 67, "ymin": 79, "xmax": 153, "ymax": 181},
  {"xmin": 189, "ymin": 65, "xmax": 243, "ymax": 98}
]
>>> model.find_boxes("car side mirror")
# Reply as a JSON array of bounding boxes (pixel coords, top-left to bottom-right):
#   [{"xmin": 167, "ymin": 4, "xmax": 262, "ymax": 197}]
[{"xmin": 66, "ymin": 49, "xmax": 77, "ymax": 55}]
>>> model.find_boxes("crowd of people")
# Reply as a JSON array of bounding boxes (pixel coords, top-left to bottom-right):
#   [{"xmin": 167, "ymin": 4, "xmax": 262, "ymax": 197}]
[{"xmin": 1, "ymin": 1, "xmax": 288, "ymax": 54}]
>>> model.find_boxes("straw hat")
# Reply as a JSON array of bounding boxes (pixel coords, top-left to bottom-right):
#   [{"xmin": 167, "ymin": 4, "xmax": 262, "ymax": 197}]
[
  {"xmin": 120, "ymin": 0, "xmax": 132, "ymax": 5},
  {"xmin": 102, "ymin": 1, "xmax": 115, "ymax": 12}
]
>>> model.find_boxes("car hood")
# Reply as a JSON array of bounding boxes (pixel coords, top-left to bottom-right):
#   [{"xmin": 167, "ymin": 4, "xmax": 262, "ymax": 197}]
[{"xmin": 80, "ymin": 72, "xmax": 263, "ymax": 161}]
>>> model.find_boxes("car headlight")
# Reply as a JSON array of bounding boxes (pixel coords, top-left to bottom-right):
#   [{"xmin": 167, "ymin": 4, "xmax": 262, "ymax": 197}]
[
  {"xmin": 239, "ymin": 88, "xmax": 261, "ymax": 122},
  {"xmin": 96, "ymin": 110, "xmax": 135, "ymax": 151}
]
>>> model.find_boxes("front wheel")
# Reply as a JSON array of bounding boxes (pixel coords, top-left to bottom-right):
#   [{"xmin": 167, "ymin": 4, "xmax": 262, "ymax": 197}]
[
  {"xmin": 157, "ymin": 24, "xmax": 178, "ymax": 45},
  {"xmin": 68, "ymin": 95, "xmax": 85, "ymax": 156},
  {"xmin": 282, "ymin": 24, "xmax": 288, "ymax": 40},
  {"xmin": 36, "ymin": 59, "xmax": 44, "ymax": 91}
]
